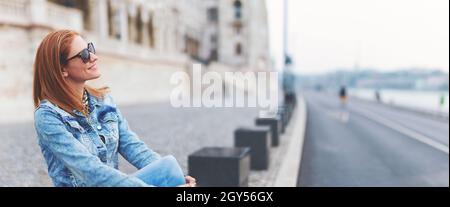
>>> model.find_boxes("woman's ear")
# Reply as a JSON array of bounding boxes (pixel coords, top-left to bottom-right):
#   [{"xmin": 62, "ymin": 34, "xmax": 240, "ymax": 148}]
[{"xmin": 62, "ymin": 68, "xmax": 69, "ymax": 78}]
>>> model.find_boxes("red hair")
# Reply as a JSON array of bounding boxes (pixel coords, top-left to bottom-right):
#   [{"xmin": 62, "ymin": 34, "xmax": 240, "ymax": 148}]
[{"xmin": 33, "ymin": 30, "xmax": 108, "ymax": 116}]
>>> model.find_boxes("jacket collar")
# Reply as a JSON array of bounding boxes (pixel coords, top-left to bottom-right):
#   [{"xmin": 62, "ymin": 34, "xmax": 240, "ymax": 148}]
[{"xmin": 40, "ymin": 93, "xmax": 103, "ymax": 118}]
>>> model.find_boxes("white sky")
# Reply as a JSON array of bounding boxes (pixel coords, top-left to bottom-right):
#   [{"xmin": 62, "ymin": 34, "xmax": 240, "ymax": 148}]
[{"xmin": 266, "ymin": 0, "xmax": 450, "ymax": 75}]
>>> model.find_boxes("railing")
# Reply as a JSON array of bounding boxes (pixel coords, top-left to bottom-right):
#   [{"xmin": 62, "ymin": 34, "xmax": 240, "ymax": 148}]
[
  {"xmin": 0, "ymin": 0, "xmax": 30, "ymax": 26},
  {"xmin": 0, "ymin": 0, "xmax": 82, "ymax": 31},
  {"xmin": 46, "ymin": 1, "xmax": 83, "ymax": 31},
  {"xmin": 1, "ymin": 0, "xmax": 188, "ymax": 65}
]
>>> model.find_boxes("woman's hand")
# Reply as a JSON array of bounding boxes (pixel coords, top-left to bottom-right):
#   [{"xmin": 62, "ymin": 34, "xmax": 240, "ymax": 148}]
[
  {"xmin": 185, "ymin": 175, "xmax": 196, "ymax": 187},
  {"xmin": 178, "ymin": 175, "xmax": 197, "ymax": 187}
]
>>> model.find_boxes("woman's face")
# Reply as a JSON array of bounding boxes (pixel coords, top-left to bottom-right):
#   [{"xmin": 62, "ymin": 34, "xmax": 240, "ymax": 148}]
[{"xmin": 62, "ymin": 35, "xmax": 100, "ymax": 83}]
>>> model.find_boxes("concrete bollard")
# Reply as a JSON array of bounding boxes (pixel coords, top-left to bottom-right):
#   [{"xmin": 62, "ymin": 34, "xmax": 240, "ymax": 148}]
[
  {"xmin": 285, "ymin": 96, "xmax": 297, "ymax": 124},
  {"xmin": 188, "ymin": 147, "xmax": 251, "ymax": 187},
  {"xmin": 277, "ymin": 107, "xmax": 287, "ymax": 133},
  {"xmin": 255, "ymin": 117, "xmax": 281, "ymax": 147},
  {"xmin": 286, "ymin": 103, "xmax": 293, "ymax": 123},
  {"xmin": 234, "ymin": 126, "xmax": 271, "ymax": 170},
  {"xmin": 284, "ymin": 92, "xmax": 297, "ymax": 121}
]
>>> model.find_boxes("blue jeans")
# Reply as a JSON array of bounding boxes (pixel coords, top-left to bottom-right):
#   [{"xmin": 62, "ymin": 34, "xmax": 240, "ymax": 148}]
[{"xmin": 131, "ymin": 155, "xmax": 186, "ymax": 187}]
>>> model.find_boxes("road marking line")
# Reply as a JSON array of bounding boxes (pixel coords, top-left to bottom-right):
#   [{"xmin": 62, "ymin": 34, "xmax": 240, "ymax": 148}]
[
  {"xmin": 325, "ymin": 110, "xmax": 350, "ymax": 123},
  {"xmin": 352, "ymin": 107, "xmax": 449, "ymax": 155}
]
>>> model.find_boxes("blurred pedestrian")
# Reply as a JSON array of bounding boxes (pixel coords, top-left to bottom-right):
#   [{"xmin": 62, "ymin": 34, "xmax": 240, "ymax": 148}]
[
  {"xmin": 338, "ymin": 86, "xmax": 349, "ymax": 122},
  {"xmin": 339, "ymin": 86, "xmax": 347, "ymax": 107},
  {"xmin": 375, "ymin": 90, "xmax": 382, "ymax": 103},
  {"xmin": 439, "ymin": 94, "xmax": 446, "ymax": 112}
]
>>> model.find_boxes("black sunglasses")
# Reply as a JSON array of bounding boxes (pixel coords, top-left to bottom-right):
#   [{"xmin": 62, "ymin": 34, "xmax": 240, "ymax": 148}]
[{"xmin": 66, "ymin": 42, "xmax": 95, "ymax": 63}]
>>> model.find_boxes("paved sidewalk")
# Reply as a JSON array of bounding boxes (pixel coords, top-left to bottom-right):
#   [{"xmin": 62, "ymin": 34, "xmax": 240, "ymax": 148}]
[
  {"xmin": 248, "ymin": 96, "xmax": 307, "ymax": 187},
  {"xmin": 0, "ymin": 101, "xmax": 259, "ymax": 187}
]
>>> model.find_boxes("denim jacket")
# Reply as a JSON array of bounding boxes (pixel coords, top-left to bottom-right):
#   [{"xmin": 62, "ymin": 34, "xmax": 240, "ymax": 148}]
[{"xmin": 34, "ymin": 93, "xmax": 161, "ymax": 187}]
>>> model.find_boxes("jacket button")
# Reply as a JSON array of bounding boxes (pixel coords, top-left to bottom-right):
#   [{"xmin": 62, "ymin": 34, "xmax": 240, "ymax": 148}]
[{"xmin": 97, "ymin": 125, "xmax": 102, "ymax": 130}]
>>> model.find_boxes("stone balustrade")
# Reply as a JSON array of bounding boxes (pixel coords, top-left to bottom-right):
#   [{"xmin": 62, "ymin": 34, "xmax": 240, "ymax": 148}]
[
  {"xmin": 0, "ymin": 0, "xmax": 30, "ymax": 26},
  {"xmin": 46, "ymin": 1, "xmax": 83, "ymax": 31},
  {"xmin": 0, "ymin": 0, "xmax": 82, "ymax": 30}
]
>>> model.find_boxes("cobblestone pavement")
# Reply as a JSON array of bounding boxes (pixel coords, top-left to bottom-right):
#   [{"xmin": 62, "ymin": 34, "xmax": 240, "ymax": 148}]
[{"xmin": 0, "ymin": 102, "xmax": 260, "ymax": 186}]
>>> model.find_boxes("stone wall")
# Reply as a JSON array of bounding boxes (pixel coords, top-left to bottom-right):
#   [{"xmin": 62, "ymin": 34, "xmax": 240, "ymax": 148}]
[{"xmin": 0, "ymin": 25, "xmax": 190, "ymax": 124}]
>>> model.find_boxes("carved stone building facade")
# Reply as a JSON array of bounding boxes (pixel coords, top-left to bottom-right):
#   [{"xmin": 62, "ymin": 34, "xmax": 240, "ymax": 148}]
[{"xmin": 0, "ymin": 0, "xmax": 271, "ymax": 123}]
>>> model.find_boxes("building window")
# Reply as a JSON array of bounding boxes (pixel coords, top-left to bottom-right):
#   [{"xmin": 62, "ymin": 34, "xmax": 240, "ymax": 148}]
[
  {"xmin": 210, "ymin": 35, "xmax": 217, "ymax": 44},
  {"xmin": 185, "ymin": 36, "xmax": 200, "ymax": 59},
  {"xmin": 107, "ymin": 0, "xmax": 120, "ymax": 39},
  {"xmin": 49, "ymin": 0, "xmax": 76, "ymax": 8},
  {"xmin": 148, "ymin": 15, "xmax": 155, "ymax": 48},
  {"xmin": 127, "ymin": 9, "xmax": 142, "ymax": 44},
  {"xmin": 107, "ymin": 0, "xmax": 114, "ymax": 37},
  {"xmin": 235, "ymin": 43, "xmax": 242, "ymax": 56},
  {"xmin": 127, "ymin": 14, "xmax": 133, "ymax": 42},
  {"xmin": 136, "ymin": 7, "xmax": 143, "ymax": 44},
  {"xmin": 210, "ymin": 49, "xmax": 218, "ymax": 62},
  {"xmin": 233, "ymin": 0, "xmax": 242, "ymax": 19},
  {"xmin": 233, "ymin": 22, "xmax": 242, "ymax": 34},
  {"xmin": 207, "ymin": 8, "xmax": 218, "ymax": 23}
]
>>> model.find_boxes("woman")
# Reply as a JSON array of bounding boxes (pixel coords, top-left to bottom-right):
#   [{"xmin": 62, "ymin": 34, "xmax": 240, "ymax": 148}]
[{"xmin": 33, "ymin": 30, "xmax": 196, "ymax": 187}]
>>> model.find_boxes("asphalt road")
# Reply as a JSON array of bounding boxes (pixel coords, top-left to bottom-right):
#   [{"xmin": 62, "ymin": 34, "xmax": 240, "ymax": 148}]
[{"xmin": 297, "ymin": 90, "xmax": 449, "ymax": 187}]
